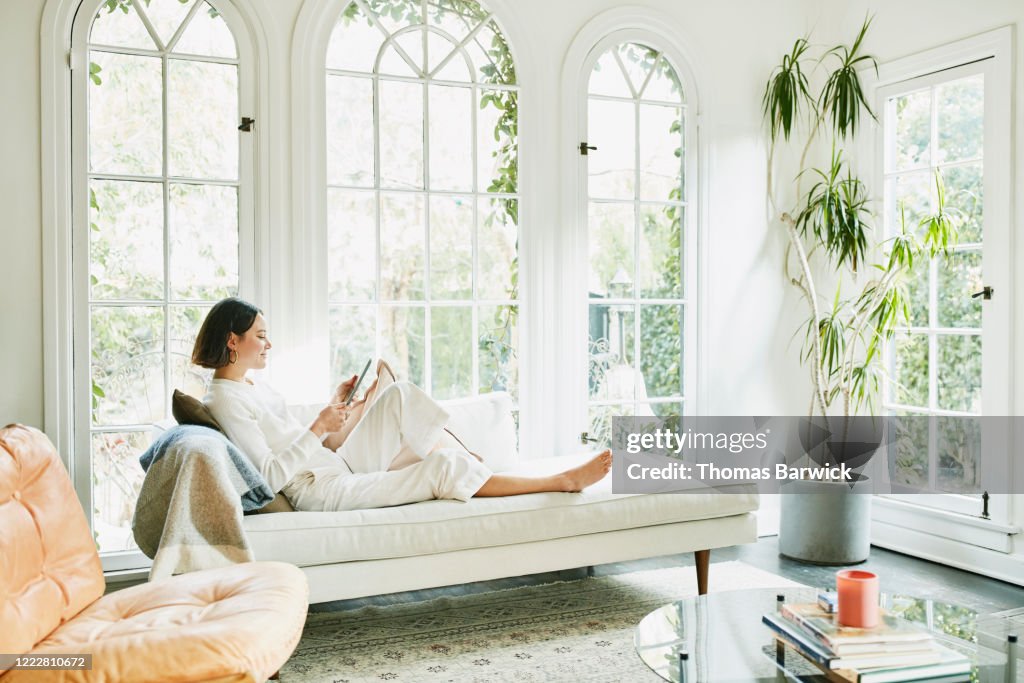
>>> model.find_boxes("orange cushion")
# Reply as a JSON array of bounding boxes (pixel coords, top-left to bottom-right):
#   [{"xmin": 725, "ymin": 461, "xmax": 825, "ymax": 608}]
[
  {"xmin": 0, "ymin": 425, "xmax": 104, "ymax": 655},
  {"xmin": 3, "ymin": 561, "xmax": 308, "ymax": 683}
]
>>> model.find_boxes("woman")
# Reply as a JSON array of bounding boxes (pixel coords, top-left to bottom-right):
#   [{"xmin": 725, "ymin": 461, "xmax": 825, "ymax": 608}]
[{"xmin": 192, "ymin": 297, "xmax": 612, "ymax": 512}]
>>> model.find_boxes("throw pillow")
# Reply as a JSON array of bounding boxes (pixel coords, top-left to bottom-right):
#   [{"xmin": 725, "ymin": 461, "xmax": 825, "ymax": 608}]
[{"xmin": 171, "ymin": 389, "xmax": 223, "ymax": 433}]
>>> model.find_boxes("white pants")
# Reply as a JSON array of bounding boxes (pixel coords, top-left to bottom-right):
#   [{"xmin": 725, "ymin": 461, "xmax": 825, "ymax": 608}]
[{"xmin": 283, "ymin": 382, "xmax": 492, "ymax": 511}]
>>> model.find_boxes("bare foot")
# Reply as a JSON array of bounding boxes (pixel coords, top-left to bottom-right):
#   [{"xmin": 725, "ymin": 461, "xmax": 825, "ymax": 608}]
[{"xmin": 560, "ymin": 450, "xmax": 612, "ymax": 492}]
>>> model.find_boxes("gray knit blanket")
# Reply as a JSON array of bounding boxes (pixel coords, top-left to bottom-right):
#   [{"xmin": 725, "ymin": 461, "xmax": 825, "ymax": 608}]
[{"xmin": 132, "ymin": 425, "xmax": 275, "ymax": 578}]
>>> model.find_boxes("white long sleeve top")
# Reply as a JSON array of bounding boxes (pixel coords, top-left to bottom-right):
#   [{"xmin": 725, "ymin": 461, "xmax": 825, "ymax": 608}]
[{"xmin": 204, "ymin": 377, "xmax": 340, "ymax": 492}]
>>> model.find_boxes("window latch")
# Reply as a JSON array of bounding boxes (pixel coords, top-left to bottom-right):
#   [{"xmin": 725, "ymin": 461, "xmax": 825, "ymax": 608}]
[
  {"xmin": 238, "ymin": 117, "xmax": 255, "ymax": 132},
  {"xmin": 971, "ymin": 286, "xmax": 993, "ymax": 300},
  {"xmin": 579, "ymin": 142, "xmax": 597, "ymax": 156},
  {"xmin": 580, "ymin": 431, "xmax": 599, "ymax": 444},
  {"xmin": 981, "ymin": 490, "xmax": 990, "ymax": 519}
]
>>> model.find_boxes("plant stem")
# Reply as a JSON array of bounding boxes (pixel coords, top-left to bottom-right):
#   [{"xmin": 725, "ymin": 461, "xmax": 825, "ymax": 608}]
[{"xmin": 782, "ymin": 212, "xmax": 829, "ymax": 417}]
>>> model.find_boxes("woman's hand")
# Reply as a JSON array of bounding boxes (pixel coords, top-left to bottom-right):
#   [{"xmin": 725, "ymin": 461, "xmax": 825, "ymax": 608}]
[
  {"xmin": 310, "ymin": 402, "xmax": 351, "ymax": 438},
  {"xmin": 331, "ymin": 374, "xmax": 360, "ymax": 405}
]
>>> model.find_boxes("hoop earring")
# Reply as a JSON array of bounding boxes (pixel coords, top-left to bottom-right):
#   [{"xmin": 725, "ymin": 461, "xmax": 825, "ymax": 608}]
[{"xmin": 228, "ymin": 349, "xmax": 238, "ymax": 364}]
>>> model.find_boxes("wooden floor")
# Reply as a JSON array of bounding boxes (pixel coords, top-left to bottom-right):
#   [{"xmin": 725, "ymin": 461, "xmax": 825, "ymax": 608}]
[{"xmin": 310, "ymin": 536, "xmax": 1024, "ymax": 614}]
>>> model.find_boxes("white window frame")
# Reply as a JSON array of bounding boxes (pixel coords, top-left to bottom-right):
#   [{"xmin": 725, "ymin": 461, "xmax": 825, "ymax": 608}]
[
  {"xmin": 42, "ymin": 0, "xmax": 273, "ymax": 572},
  {"xmin": 863, "ymin": 27, "xmax": 1018, "ymax": 564},
  {"xmin": 320, "ymin": 1, "xmax": 521, "ymax": 403},
  {"xmin": 291, "ymin": 0, "xmax": 552, "ymax": 453},
  {"xmin": 559, "ymin": 13, "xmax": 705, "ymax": 454}
]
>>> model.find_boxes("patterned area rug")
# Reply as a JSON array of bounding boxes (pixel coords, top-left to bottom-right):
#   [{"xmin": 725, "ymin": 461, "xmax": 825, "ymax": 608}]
[{"xmin": 281, "ymin": 561, "xmax": 803, "ymax": 682}]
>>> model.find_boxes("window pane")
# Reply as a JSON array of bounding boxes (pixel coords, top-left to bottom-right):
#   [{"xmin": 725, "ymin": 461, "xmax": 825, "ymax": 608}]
[
  {"xmin": 937, "ymin": 416, "xmax": 981, "ymax": 493},
  {"xmin": 588, "ymin": 49, "xmax": 630, "ymax": 98},
  {"xmin": 89, "ymin": 51, "xmax": 163, "ymax": 176},
  {"xmin": 168, "ymin": 60, "xmax": 238, "ymax": 180},
  {"xmin": 617, "ymin": 43, "xmax": 656, "ymax": 95},
  {"xmin": 169, "ymin": 304, "xmax": 212, "ymax": 399},
  {"xmin": 937, "ymin": 75, "xmax": 983, "ymax": 164},
  {"xmin": 588, "ymin": 304, "xmax": 634, "ymax": 401},
  {"xmin": 429, "ymin": 195, "xmax": 473, "ymax": 299},
  {"xmin": 477, "ymin": 89, "xmax": 517, "ymax": 193},
  {"xmin": 639, "ymin": 204, "xmax": 682, "ymax": 299},
  {"xmin": 588, "ymin": 202, "xmax": 634, "ymax": 298},
  {"xmin": 91, "ymin": 306, "xmax": 165, "ymax": 426},
  {"xmin": 89, "ymin": 179, "xmax": 164, "ymax": 301},
  {"xmin": 90, "ymin": 2, "xmax": 154, "ymax": 49},
  {"xmin": 892, "ymin": 88, "xmax": 930, "ymax": 171},
  {"xmin": 642, "ymin": 57, "xmax": 683, "ymax": 103},
  {"xmin": 431, "ymin": 306, "xmax": 472, "ymax": 399},
  {"xmin": 891, "ymin": 332, "xmax": 928, "ymax": 407},
  {"xmin": 639, "ymin": 104, "xmax": 682, "ymax": 201},
  {"xmin": 379, "ymin": 45, "xmax": 418, "ymax": 77},
  {"xmin": 652, "ymin": 402, "xmax": 683, "ymax": 418},
  {"xmin": 380, "ymin": 193, "xmax": 425, "ymax": 300},
  {"xmin": 641, "ymin": 304, "xmax": 683, "ymax": 399},
  {"xmin": 937, "ymin": 249, "xmax": 982, "ymax": 328},
  {"xmin": 142, "ymin": 0, "xmax": 195, "ymax": 47},
  {"xmin": 465, "ymin": 21, "xmax": 514, "ymax": 84},
  {"xmin": 937, "ymin": 334, "xmax": 981, "ymax": 413},
  {"xmin": 380, "ymin": 305, "xmax": 425, "ymax": 385},
  {"xmin": 889, "ymin": 171, "xmax": 932, "ymax": 231},
  {"xmin": 328, "ymin": 189, "xmax": 376, "ymax": 301},
  {"xmin": 587, "ymin": 403, "xmax": 633, "ymax": 446},
  {"xmin": 92, "ymin": 431, "xmax": 150, "ymax": 553},
  {"xmin": 327, "ymin": 2, "xmax": 384, "ymax": 73},
  {"xmin": 587, "ymin": 99, "xmax": 635, "ymax": 200},
  {"xmin": 173, "ymin": 1, "xmax": 237, "ymax": 58},
  {"xmin": 478, "ymin": 304, "xmax": 517, "ymax": 396},
  {"xmin": 168, "ymin": 183, "xmax": 238, "ymax": 299},
  {"xmin": 393, "ymin": 28, "xmax": 425, "ymax": 74},
  {"xmin": 434, "ymin": 50, "xmax": 472, "ymax": 82},
  {"xmin": 944, "ymin": 163, "xmax": 983, "ymax": 244},
  {"xmin": 429, "ymin": 85, "xmax": 473, "ymax": 191},
  {"xmin": 477, "ymin": 197, "xmax": 517, "ymax": 300},
  {"xmin": 330, "ymin": 304, "xmax": 376, "ymax": 384},
  {"xmin": 426, "ymin": 30, "xmax": 459, "ymax": 76},
  {"xmin": 326, "ymin": 75, "xmax": 374, "ymax": 187},
  {"xmin": 379, "ymin": 80, "xmax": 424, "ymax": 189},
  {"xmin": 428, "ymin": 0, "xmax": 486, "ymax": 45},
  {"xmin": 365, "ymin": 0, "xmax": 421, "ymax": 35},
  {"xmin": 890, "ymin": 412, "xmax": 928, "ymax": 487}
]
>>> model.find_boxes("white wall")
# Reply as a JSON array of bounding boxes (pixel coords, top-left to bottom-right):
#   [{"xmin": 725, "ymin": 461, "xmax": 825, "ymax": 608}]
[{"xmin": 0, "ymin": 0, "xmax": 46, "ymax": 427}]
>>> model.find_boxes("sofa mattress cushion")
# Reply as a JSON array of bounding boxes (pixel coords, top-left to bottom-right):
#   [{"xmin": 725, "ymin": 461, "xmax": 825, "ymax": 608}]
[{"xmin": 244, "ymin": 454, "xmax": 758, "ymax": 567}]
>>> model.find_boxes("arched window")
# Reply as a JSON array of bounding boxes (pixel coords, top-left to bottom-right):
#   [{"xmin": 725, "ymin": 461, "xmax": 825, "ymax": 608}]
[
  {"xmin": 583, "ymin": 41, "xmax": 689, "ymax": 441},
  {"xmin": 72, "ymin": 0, "xmax": 253, "ymax": 554},
  {"xmin": 324, "ymin": 0, "xmax": 519, "ymax": 403}
]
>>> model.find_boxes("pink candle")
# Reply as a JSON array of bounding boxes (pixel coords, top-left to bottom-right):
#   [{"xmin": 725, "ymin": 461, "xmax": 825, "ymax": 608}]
[{"xmin": 836, "ymin": 569, "xmax": 879, "ymax": 628}]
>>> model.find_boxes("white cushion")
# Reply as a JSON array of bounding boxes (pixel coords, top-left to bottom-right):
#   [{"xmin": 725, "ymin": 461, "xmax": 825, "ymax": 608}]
[
  {"xmin": 244, "ymin": 453, "xmax": 758, "ymax": 567},
  {"xmin": 439, "ymin": 392, "xmax": 517, "ymax": 470}
]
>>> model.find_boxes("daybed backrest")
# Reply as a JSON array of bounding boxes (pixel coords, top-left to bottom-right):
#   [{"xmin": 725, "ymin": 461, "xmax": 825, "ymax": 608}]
[
  {"xmin": 440, "ymin": 392, "xmax": 518, "ymax": 470},
  {"xmin": 0, "ymin": 425, "xmax": 104, "ymax": 655}
]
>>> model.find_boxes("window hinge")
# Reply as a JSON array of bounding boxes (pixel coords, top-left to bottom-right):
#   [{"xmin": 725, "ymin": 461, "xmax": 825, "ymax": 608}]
[
  {"xmin": 238, "ymin": 117, "xmax": 255, "ymax": 132},
  {"xmin": 579, "ymin": 142, "xmax": 597, "ymax": 156}
]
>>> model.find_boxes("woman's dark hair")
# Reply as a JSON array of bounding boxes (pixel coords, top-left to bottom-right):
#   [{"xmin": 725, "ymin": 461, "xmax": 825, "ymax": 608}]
[{"xmin": 191, "ymin": 297, "xmax": 263, "ymax": 369}]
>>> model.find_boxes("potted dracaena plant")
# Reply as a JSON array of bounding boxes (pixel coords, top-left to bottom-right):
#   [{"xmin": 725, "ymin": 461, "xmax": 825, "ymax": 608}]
[{"xmin": 763, "ymin": 18, "xmax": 962, "ymax": 563}]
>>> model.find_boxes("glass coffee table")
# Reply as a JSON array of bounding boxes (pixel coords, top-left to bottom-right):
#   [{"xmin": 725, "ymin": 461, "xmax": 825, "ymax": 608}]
[{"xmin": 635, "ymin": 587, "xmax": 1013, "ymax": 682}]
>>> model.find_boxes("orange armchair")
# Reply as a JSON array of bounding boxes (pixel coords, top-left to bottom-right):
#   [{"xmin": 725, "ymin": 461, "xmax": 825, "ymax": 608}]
[{"xmin": 0, "ymin": 425, "xmax": 309, "ymax": 682}]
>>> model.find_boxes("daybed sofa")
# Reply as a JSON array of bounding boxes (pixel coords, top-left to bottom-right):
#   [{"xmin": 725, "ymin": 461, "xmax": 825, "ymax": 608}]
[{"xmin": 237, "ymin": 393, "xmax": 760, "ymax": 604}]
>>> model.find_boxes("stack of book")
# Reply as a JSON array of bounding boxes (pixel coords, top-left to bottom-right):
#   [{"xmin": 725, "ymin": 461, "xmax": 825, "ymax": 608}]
[{"xmin": 762, "ymin": 599, "xmax": 972, "ymax": 682}]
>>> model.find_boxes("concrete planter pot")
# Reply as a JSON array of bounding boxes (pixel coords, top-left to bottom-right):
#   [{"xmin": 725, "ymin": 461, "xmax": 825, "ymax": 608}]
[{"xmin": 778, "ymin": 476, "xmax": 872, "ymax": 565}]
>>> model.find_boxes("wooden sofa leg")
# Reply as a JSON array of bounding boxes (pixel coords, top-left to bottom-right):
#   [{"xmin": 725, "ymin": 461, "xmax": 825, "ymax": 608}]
[
  {"xmin": 270, "ymin": 671, "xmax": 280, "ymax": 680},
  {"xmin": 694, "ymin": 549, "xmax": 710, "ymax": 595}
]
